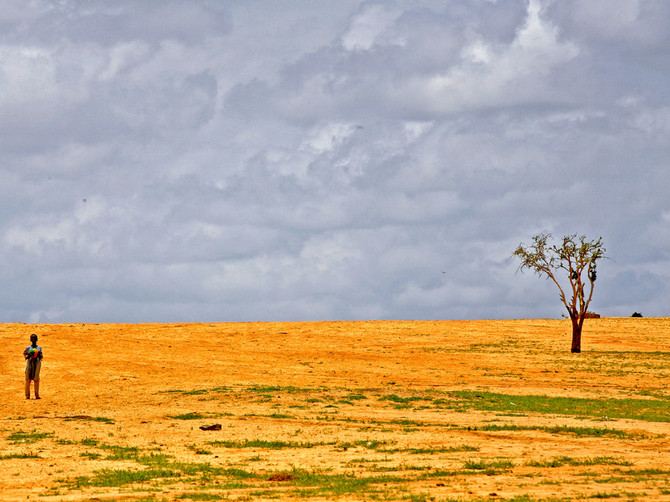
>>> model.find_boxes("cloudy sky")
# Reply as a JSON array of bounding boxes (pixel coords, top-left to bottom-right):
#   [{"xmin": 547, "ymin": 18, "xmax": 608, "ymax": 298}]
[{"xmin": 1, "ymin": 0, "xmax": 668, "ymax": 323}]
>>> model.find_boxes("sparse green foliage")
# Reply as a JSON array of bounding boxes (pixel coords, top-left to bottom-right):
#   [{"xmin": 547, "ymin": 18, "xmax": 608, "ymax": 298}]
[
  {"xmin": 167, "ymin": 412, "xmax": 208, "ymax": 420},
  {"xmin": 177, "ymin": 494, "xmax": 223, "ymax": 501},
  {"xmin": 514, "ymin": 233, "xmax": 607, "ymax": 352},
  {"xmin": 463, "ymin": 458, "xmax": 514, "ymax": 471},
  {"xmin": 208, "ymin": 439, "xmax": 325, "ymax": 449},
  {"xmin": 166, "ymin": 412, "xmax": 224, "ymax": 420},
  {"xmin": 187, "ymin": 444, "xmax": 212, "ymax": 455},
  {"xmin": 6, "ymin": 430, "xmax": 53, "ymax": 444},
  {"xmin": 526, "ymin": 456, "xmax": 632, "ymax": 468},
  {"xmin": 453, "ymin": 390, "xmax": 670, "ymax": 423},
  {"xmin": 0, "ymin": 453, "xmax": 42, "ymax": 459}
]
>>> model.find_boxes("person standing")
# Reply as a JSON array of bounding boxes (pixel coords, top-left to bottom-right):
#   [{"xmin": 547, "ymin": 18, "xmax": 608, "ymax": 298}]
[{"xmin": 24, "ymin": 334, "xmax": 43, "ymax": 399}]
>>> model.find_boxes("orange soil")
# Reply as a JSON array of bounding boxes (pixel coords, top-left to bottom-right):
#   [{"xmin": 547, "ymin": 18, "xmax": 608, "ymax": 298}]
[{"xmin": 1, "ymin": 318, "xmax": 669, "ymax": 501}]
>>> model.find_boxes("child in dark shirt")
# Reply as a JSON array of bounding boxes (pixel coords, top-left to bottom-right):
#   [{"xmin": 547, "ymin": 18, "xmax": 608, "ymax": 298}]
[{"xmin": 24, "ymin": 334, "xmax": 43, "ymax": 399}]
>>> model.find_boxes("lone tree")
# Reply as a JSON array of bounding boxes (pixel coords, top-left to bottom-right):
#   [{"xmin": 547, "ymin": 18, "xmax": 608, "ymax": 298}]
[{"xmin": 513, "ymin": 233, "xmax": 606, "ymax": 353}]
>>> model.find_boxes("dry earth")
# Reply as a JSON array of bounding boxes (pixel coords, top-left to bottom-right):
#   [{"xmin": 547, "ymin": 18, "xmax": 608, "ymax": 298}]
[{"xmin": 1, "ymin": 318, "xmax": 669, "ymax": 501}]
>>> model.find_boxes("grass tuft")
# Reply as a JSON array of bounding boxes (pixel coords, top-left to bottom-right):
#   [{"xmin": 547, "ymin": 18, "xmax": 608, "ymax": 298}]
[
  {"xmin": 452, "ymin": 391, "xmax": 670, "ymax": 422},
  {"xmin": 0, "ymin": 453, "xmax": 42, "ymax": 459},
  {"xmin": 167, "ymin": 412, "xmax": 210, "ymax": 420},
  {"xmin": 527, "ymin": 456, "xmax": 633, "ymax": 468},
  {"xmin": 477, "ymin": 424, "xmax": 649, "ymax": 439},
  {"xmin": 208, "ymin": 439, "xmax": 325, "ymax": 449},
  {"xmin": 6, "ymin": 430, "xmax": 53, "ymax": 444},
  {"xmin": 463, "ymin": 459, "xmax": 514, "ymax": 471}
]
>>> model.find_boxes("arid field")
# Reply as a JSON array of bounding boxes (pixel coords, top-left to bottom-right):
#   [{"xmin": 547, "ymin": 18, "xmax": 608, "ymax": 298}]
[{"xmin": 1, "ymin": 318, "xmax": 669, "ymax": 501}]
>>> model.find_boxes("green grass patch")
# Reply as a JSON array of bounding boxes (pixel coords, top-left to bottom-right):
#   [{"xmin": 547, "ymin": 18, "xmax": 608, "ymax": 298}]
[
  {"xmin": 264, "ymin": 413, "xmax": 294, "ymax": 419},
  {"xmin": 367, "ymin": 464, "xmax": 433, "ymax": 473},
  {"xmin": 176, "ymin": 493, "xmax": 223, "ymax": 500},
  {"xmin": 336, "ymin": 440, "xmax": 393, "ymax": 451},
  {"xmin": 611, "ymin": 468, "xmax": 670, "ymax": 477},
  {"xmin": 64, "ymin": 416, "xmax": 115, "ymax": 424},
  {"xmin": 383, "ymin": 418, "xmax": 457, "ymax": 429},
  {"xmin": 527, "ymin": 456, "xmax": 633, "ymax": 468},
  {"xmin": 208, "ymin": 439, "xmax": 325, "ymax": 449},
  {"xmin": 68, "ymin": 467, "xmax": 182, "ymax": 487},
  {"xmin": 90, "ymin": 416, "xmax": 115, "ymax": 424},
  {"xmin": 80, "ymin": 442, "xmax": 172, "ymax": 465},
  {"xmin": 98, "ymin": 444, "xmax": 141, "ymax": 460},
  {"xmin": 167, "ymin": 412, "xmax": 207, "ymax": 420},
  {"xmin": 6, "ymin": 430, "xmax": 53, "ymax": 444},
  {"xmin": 265, "ymin": 467, "xmax": 406, "ymax": 496},
  {"xmin": 463, "ymin": 459, "xmax": 514, "ymax": 471},
  {"xmin": 0, "ymin": 453, "xmax": 42, "ymax": 459},
  {"xmin": 166, "ymin": 412, "xmax": 221, "ymax": 420},
  {"xmin": 188, "ymin": 444, "xmax": 212, "ymax": 455},
  {"xmin": 379, "ymin": 394, "xmax": 429, "ymax": 405},
  {"xmin": 345, "ymin": 393, "xmax": 368, "ymax": 401},
  {"xmin": 160, "ymin": 387, "xmax": 231, "ymax": 396},
  {"xmin": 62, "ymin": 460, "xmax": 258, "ymax": 489},
  {"xmin": 452, "ymin": 391, "xmax": 670, "ymax": 422},
  {"xmin": 164, "ymin": 389, "xmax": 210, "ymax": 396},
  {"xmin": 247, "ymin": 385, "xmax": 314, "ymax": 394},
  {"xmin": 393, "ymin": 445, "xmax": 480, "ymax": 454},
  {"xmin": 477, "ymin": 424, "xmax": 649, "ymax": 439}
]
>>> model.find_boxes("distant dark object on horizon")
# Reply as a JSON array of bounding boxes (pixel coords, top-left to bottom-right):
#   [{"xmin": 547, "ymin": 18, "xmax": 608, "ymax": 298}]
[
  {"xmin": 631, "ymin": 312, "xmax": 643, "ymax": 317},
  {"xmin": 584, "ymin": 312, "xmax": 600, "ymax": 319}
]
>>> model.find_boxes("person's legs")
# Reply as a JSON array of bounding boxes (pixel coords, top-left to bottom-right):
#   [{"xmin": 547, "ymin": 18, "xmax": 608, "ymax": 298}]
[
  {"xmin": 25, "ymin": 379, "xmax": 31, "ymax": 399},
  {"xmin": 33, "ymin": 361, "xmax": 41, "ymax": 399}
]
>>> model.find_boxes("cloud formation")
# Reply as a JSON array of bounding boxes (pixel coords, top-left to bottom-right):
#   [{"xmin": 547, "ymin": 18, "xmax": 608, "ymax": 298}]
[{"xmin": 1, "ymin": 0, "xmax": 668, "ymax": 322}]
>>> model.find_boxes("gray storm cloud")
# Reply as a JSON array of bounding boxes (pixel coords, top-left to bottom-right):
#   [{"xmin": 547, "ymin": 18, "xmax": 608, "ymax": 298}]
[{"xmin": 0, "ymin": 0, "xmax": 668, "ymax": 323}]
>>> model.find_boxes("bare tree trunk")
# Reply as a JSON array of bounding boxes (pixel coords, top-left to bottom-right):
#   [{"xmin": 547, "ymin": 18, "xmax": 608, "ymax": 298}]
[{"xmin": 570, "ymin": 317, "xmax": 582, "ymax": 353}]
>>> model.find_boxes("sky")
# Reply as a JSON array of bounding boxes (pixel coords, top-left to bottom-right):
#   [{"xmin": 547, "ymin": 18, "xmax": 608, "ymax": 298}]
[{"xmin": 1, "ymin": 0, "xmax": 669, "ymax": 323}]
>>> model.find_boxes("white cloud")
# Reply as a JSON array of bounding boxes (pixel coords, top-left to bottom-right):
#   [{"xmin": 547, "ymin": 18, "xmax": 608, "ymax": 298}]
[
  {"xmin": 0, "ymin": 45, "xmax": 59, "ymax": 105},
  {"xmin": 396, "ymin": 1, "xmax": 579, "ymax": 114},
  {"xmin": 299, "ymin": 233, "xmax": 362, "ymax": 274},
  {"xmin": 0, "ymin": 0, "xmax": 668, "ymax": 322},
  {"xmin": 549, "ymin": 0, "xmax": 670, "ymax": 46},
  {"xmin": 5, "ymin": 219, "xmax": 76, "ymax": 254},
  {"xmin": 341, "ymin": 4, "xmax": 403, "ymax": 51},
  {"xmin": 303, "ymin": 122, "xmax": 357, "ymax": 154},
  {"xmin": 98, "ymin": 41, "xmax": 152, "ymax": 81}
]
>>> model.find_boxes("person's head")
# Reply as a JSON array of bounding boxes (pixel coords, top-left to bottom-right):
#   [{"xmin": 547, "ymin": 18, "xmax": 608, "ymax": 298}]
[{"xmin": 30, "ymin": 334, "xmax": 38, "ymax": 344}]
